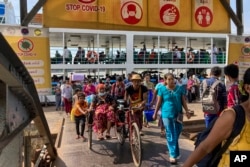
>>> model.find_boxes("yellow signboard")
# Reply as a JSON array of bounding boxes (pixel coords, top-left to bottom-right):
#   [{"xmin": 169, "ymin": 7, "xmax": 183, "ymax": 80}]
[
  {"xmin": 228, "ymin": 35, "xmax": 250, "ymax": 81},
  {"xmin": 43, "ymin": 0, "xmax": 230, "ymax": 33},
  {"xmin": 192, "ymin": 0, "xmax": 230, "ymax": 32},
  {"xmin": 0, "ymin": 26, "xmax": 51, "ymax": 95}
]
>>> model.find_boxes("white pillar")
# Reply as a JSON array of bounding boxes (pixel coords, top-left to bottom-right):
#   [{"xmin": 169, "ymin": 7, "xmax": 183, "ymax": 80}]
[{"xmin": 126, "ymin": 33, "xmax": 134, "ymax": 74}]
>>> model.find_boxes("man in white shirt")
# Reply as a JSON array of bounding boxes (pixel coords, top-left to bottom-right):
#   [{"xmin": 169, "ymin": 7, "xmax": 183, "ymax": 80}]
[
  {"xmin": 212, "ymin": 44, "xmax": 218, "ymax": 64},
  {"xmin": 61, "ymin": 80, "xmax": 73, "ymax": 116},
  {"xmin": 63, "ymin": 46, "xmax": 71, "ymax": 64}
]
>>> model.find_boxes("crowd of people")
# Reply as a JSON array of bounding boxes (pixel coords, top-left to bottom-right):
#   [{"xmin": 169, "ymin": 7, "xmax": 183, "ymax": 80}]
[
  {"xmin": 53, "ymin": 64, "xmax": 250, "ymax": 165},
  {"xmin": 51, "ymin": 46, "xmax": 128, "ymax": 64}
]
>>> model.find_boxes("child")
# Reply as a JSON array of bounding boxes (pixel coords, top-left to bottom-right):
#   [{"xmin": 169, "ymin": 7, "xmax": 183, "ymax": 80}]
[
  {"xmin": 72, "ymin": 88, "xmax": 81, "ymax": 106},
  {"xmin": 224, "ymin": 64, "xmax": 240, "ymax": 107},
  {"xmin": 72, "ymin": 93, "xmax": 89, "ymax": 140}
]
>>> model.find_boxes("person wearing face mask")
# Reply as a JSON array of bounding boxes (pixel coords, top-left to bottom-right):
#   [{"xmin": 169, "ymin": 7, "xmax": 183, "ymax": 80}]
[
  {"xmin": 89, "ymin": 84, "xmax": 116, "ymax": 140},
  {"xmin": 124, "ymin": 74, "xmax": 148, "ymax": 135},
  {"xmin": 104, "ymin": 78, "xmax": 112, "ymax": 94}
]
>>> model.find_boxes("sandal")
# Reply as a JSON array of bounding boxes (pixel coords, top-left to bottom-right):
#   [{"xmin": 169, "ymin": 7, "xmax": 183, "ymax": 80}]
[
  {"xmin": 97, "ymin": 133, "xmax": 104, "ymax": 141},
  {"xmin": 169, "ymin": 158, "xmax": 177, "ymax": 164},
  {"xmin": 81, "ymin": 136, "xmax": 86, "ymax": 141},
  {"xmin": 160, "ymin": 131, "xmax": 165, "ymax": 138},
  {"xmin": 76, "ymin": 135, "xmax": 80, "ymax": 139}
]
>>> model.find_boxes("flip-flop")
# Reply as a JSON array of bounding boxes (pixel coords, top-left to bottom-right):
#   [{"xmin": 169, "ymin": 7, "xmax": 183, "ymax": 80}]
[
  {"xmin": 169, "ymin": 158, "xmax": 177, "ymax": 164},
  {"xmin": 81, "ymin": 136, "xmax": 86, "ymax": 141},
  {"xmin": 97, "ymin": 136, "xmax": 104, "ymax": 141},
  {"xmin": 97, "ymin": 133, "xmax": 104, "ymax": 141}
]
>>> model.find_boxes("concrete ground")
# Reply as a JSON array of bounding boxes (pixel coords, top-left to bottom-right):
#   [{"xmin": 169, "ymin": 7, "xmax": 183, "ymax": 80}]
[{"xmin": 43, "ymin": 101, "xmax": 204, "ymax": 167}]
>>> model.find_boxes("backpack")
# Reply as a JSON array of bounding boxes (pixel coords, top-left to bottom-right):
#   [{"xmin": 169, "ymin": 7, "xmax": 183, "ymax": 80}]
[
  {"xmin": 201, "ymin": 80, "xmax": 221, "ymax": 114},
  {"xmin": 194, "ymin": 105, "xmax": 245, "ymax": 167}
]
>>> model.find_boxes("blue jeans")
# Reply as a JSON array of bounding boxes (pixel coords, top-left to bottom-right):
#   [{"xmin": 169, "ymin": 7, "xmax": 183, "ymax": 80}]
[
  {"xmin": 204, "ymin": 114, "xmax": 218, "ymax": 128},
  {"xmin": 162, "ymin": 118, "xmax": 183, "ymax": 158}
]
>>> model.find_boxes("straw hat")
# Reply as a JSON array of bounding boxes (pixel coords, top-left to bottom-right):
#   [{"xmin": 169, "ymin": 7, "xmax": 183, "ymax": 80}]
[{"xmin": 131, "ymin": 74, "xmax": 141, "ymax": 80}]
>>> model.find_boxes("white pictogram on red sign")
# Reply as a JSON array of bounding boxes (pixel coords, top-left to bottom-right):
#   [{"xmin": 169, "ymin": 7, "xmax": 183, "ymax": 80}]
[
  {"xmin": 160, "ymin": 4, "xmax": 179, "ymax": 26},
  {"xmin": 121, "ymin": 2, "xmax": 143, "ymax": 25},
  {"xmin": 195, "ymin": 6, "xmax": 213, "ymax": 27}
]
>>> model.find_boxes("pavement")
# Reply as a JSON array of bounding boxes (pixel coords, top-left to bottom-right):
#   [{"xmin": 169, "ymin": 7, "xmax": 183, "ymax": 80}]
[{"xmin": 43, "ymin": 101, "xmax": 204, "ymax": 167}]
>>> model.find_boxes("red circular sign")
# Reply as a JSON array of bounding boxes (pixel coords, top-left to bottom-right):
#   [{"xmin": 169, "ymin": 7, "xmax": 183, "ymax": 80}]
[
  {"xmin": 195, "ymin": 6, "xmax": 213, "ymax": 27},
  {"xmin": 18, "ymin": 38, "xmax": 34, "ymax": 52},
  {"xmin": 160, "ymin": 4, "xmax": 179, "ymax": 26},
  {"xmin": 121, "ymin": 2, "xmax": 143, "ymax": 25},
  {"xmin": 241, "ymin": 45, "xmax": 250, "ymax": 56},
  {"xmin": 78, "ymin": 0, "xmax": 95, "ymax": 4}
]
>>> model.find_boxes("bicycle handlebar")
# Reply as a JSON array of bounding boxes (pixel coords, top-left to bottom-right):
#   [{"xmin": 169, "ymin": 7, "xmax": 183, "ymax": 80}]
[
  {"xmin": 131, "ymin": 106, "xmax": 143, "ymax": 110},
  {"xmin": 121, "ymin": 106, "xmax": 144, "ymax": 111}
]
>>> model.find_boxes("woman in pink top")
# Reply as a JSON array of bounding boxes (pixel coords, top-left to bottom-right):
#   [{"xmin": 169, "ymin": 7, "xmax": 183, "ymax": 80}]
[
  {"xmin": 83, "ymin": 79, "xmax": 96, "ymax": 96},
  {"xmin": 187, "ymin": 75, "xmax": 195, "ymax": 103}
]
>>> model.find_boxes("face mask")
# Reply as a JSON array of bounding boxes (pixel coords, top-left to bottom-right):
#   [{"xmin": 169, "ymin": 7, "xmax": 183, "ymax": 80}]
[{"xmin": 98, "ymin": 92, "xmax": 106, "ymax": 96}]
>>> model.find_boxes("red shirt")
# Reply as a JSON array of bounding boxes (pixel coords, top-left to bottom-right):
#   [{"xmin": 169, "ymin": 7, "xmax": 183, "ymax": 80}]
[{"xmin": 227, "ymin": 83, "xmax": 240, "ymax": 108}]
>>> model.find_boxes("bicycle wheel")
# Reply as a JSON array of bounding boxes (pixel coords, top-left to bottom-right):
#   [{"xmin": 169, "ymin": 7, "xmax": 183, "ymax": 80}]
[
  {"xmin": 87, "ymin": 113, "xmax": 93, "ymax": 149},
  {"xmin": 116, "ymin": 124, "xmax": 126, "ymax": 145},
  {"xmin": 88, "ymin": 124, "xmax": 92, "ymax": 149},
  {"xmin": 130, "ymin": 122, "xmax": 142, "ymax": 167}
]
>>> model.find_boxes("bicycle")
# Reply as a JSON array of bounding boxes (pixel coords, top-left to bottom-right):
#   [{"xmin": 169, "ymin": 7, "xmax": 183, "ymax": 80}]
[
  {"xmin": 86, "ymin": 110, "xmax": 94, "ymax": 149},
  {"xmin": 116, "ymin": 99, "xmax": 142, "ymax": 167},
  {"xmin": 86, "ymin": 99, "xmax": 142, "ymax": 167}
]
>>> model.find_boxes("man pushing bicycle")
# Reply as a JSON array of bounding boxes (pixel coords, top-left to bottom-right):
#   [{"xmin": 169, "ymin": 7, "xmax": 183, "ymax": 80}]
[{"xmin": 124, "ymin": 74, "xmax": 148, "ymax": 136}]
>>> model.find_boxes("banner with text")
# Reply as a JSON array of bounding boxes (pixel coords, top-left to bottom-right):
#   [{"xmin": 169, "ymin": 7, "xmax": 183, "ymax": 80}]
[
  {"xmin": 228, "ymin": 35, "xmax": 250, "ymax": 83},
  {"xmin": 43, "ymin": 0, "xmax": 230, "ymax": 33},
  {"xmin": 0, "ymin": 26, "xmax": 51, "ymax": 95}
]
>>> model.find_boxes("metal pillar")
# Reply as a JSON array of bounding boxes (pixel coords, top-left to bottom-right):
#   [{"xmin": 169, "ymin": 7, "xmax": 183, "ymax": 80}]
[{"xmin": 220, "ymin": 0, "xmax": 244, "ymax": 35}]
